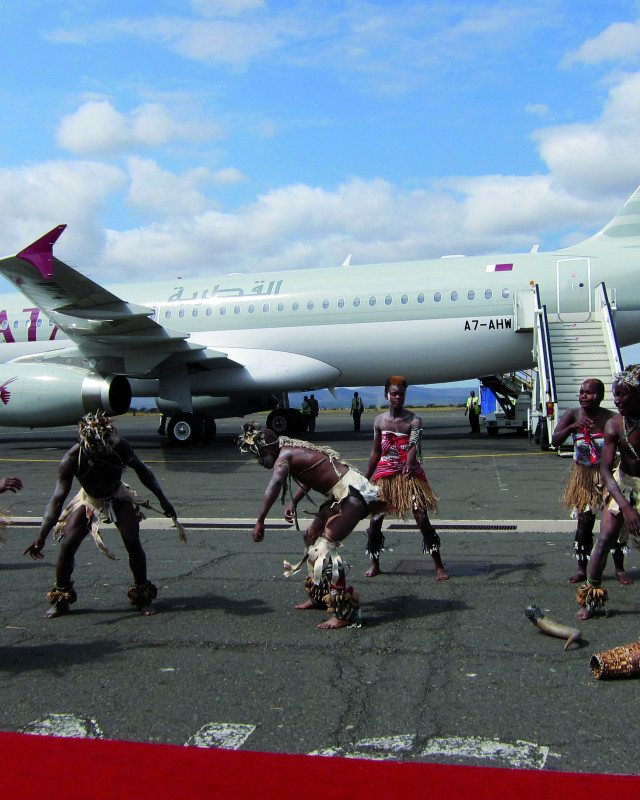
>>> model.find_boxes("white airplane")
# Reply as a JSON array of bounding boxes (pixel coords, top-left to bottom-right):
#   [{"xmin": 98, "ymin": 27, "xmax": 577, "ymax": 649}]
[{"xmin": 0, "ymin": 185, "xmax": 639, "ymax": 445}]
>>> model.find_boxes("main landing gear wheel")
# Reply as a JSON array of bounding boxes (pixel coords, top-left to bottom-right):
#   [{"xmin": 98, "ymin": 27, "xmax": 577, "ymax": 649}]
[
  {"xmin": 168, "ymin": 413, "xmax": 203, "ymax": 446},
  {"xmin": 266, "ymin": 408, "xmax": 304, "ymax": 437},
  {"xmin": 199, "ymin": 413, "xmax": 217, "ymax": 445}
]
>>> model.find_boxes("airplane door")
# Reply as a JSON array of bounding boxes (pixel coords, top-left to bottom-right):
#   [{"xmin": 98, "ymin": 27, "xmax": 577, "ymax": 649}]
[{"xmin": 557, "ymin": 258, "xmax": 591, "ymax": 320}]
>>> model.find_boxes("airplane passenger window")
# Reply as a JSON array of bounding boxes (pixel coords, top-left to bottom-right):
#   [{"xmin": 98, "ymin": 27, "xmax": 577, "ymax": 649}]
[
  {"xmin": 37, "ymin": 319, "xmax": 42, "ymax": 327},
  {"xmin": 385, "ymin": 295, "xmax": 392, "ymax": 305},
  {"xmin": 220, "ymin": 306, "xmax": 227, "ymax": 315},
  {"xmin": 433, "ymin": 292, "xmax": 441, "ymax": 302},
  {"xmin": 206, "ymin": 307, "xmax": 213, "ymax": 316},
  {"xmin": 292, "ymin": 301, "xmax": 299, "ymax": 311},
  {"xmin": 277, "ymin": 302, "xmax": 284, "ymax": 311},
  {"xmin": 248, "ymin": 304, "xmax": 255, "ymax": 313},
  {"xmin": 263, "ymin": 303, "xmax": 270, "ymax": 312},
  {"xmin": 179, "ymin": 309, "xmax": 185, "ymax": 318},
  {"xmin": 369, "ymin": 296, "xmax": 376, "ymax": 306},
  {"xmin": 192, "ymin": 309, "xmax": 199, "ymax": 317},
  {"xmin": 353, "ymin": 297, "xmax": 361, "ymax": 307},
  {"xmin": 234, "ymin": 305, "xmax": 240, "ymax": 314},
  {"xmin": 322, "ymin": 299, "xmax": 329, "ymax": 309},
  {"xmin": 401, "ymin": 294, "xmax": 408, "ymax": 304},
  {"xmin": 13, "ymin": 321, "xmax": 18, "ymax": 328},
  {"xmin": 307, "ymin": 300, "xmax": 314, "ymax": 310},
  {"xmin": 502, "ymin": 288, "xmax": 510, "ymax": 299},
  {"xmin": 417, "ymin": 293, "xmax": 424, "ymax": 303},
  {"xmin": 451, "ymin": 291, "xmax": 458, "ymax": 301},
  {"xmin": 165, "ymin": 310, "xmax": 172, "ymax": 319},
  {"xmin": 1, "ymin": 321, "xmax": 6, "ymax": 330},
  {"xmin": 338, "ymin": 298, "xmax": 345, "ymax": 308},
  {"xmin": 468, "ymin": 290, "xmax": 475, "ymax": 300},
  {"xmin": 485, "ymin": 289, "xmax": 492, "ymax": 299}
]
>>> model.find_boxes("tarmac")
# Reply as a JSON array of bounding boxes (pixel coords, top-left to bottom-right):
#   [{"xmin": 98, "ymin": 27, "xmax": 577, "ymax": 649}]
[{"xmin": 1, "ymin": 408, "xmax": 640, "ymax": 774}]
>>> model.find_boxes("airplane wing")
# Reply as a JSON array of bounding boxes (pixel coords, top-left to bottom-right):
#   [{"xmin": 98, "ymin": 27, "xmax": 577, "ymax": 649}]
[{"xmin": 0, "ymin": 226, "xmax": 235, "ymax": 375}]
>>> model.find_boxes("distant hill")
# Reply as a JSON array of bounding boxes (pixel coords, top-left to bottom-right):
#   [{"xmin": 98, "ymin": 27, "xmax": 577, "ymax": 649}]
[
  {"xmin": 290, "ymin": 385, "xmax": 473, "ymax": 410},
  {"xmin": 131, "ymin": 384, "xmax": 475, "ymax": 414}
]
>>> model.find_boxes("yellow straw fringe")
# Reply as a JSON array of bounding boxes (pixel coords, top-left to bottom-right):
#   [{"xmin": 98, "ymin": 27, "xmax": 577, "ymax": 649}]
[
  {"xmin": 374, "ymin": 475, "xmax": 438, "ymax": 519},
  {"xmin": 562, "ymin": 464, "xmax": 603, "ymax": 513}
]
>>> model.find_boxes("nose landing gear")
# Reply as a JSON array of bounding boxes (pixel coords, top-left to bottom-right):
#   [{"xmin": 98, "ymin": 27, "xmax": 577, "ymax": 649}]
[{"xmin": 167, "ymin": 412, "xmax": 217, "ymax": 446}]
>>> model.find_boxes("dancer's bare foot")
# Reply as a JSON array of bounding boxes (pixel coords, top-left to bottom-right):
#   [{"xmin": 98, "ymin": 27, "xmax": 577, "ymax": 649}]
[
  {"xmin": 575, "ymin": 607, "xmax": 593, "ymax": 620},
  {"xmin": 141, "ymin": 607, "xmax": 156, "ymax": 616},
  {"xmin": 364, "ymin": 561, "xmax": 381, "ymax": 577},
  {"xmin": 616, "ymin": 571, "xmax": 633, "ymax": 585},
  {"xmin": 45, "ymin": 604, "xmax": 70, "ymax": 619},
  {"xmin": 435, "ymin": 567, "xmax": 449, "ymax": 581},
  {"xmin": 568, "ymin": 570, "xmax": 587, "ymax": 584},
  {"xmin": 317, "ymin": 616, "xmax": 349, "ymax": 629},
  {"xmin": 295, "ymin": 599, "xmax": 319, "ymax": 610}
]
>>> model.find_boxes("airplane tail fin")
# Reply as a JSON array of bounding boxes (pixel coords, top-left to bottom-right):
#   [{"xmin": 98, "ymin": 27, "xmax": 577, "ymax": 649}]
[{"xmin": 575, "ymin": 185, "xmax": 640, "ymax": 248}]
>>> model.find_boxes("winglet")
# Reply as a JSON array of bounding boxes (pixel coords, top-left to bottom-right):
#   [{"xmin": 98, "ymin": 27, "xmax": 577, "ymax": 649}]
[{"xmin": 16, "ymin": 224, "xmax": 67, "ymax": 280}]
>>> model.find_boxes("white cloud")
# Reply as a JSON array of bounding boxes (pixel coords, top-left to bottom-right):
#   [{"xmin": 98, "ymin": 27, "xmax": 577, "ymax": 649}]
[
  {"xmin": 47, "ymin": 16, "xmax": 290, "ymax": 69},
  {"xmin": 533, "ymin": 71, "xmax": 640, "ymax": 197},
  {"xmin": 0, "ymin": 159, "xmax": 630, "ymax": 285},
  {"xmin": 43, "ymin": 3, "xmax": 548, "ymax": 90},
  {"xmin": 212, "ymin": 167, "xmax": 245, "ymax": 184},
  {"xmin": 126, "ymin": 157, "xmax": 245, "ymax": 216},
  {"xmin": 564, "ymin": 19, "xmax": 640, "ymax": 66},
  {"xmin": 0, "ymin": 160, "xmax": 126, "ymax": 261},
  {"xmin": 167, "ymin": 19, "xmax": 285, "ymax": 65},
  {"xmin": 56, "ymin": 100, "xmax": 222, "ymax": 156},
  {"xmin": 439, "ymin": 175, "xmax": 605, "ymax": 238},
  {"xmin": 525, "ymin": 103, "xmax": 550, "ymax": 116},
  {"xmin": 98, "ymin": 174, "xmax": 624, "ymax": 281},
  {"xmin": 190, "ymin": 0, "xmax": 265, "ymax": 17}
]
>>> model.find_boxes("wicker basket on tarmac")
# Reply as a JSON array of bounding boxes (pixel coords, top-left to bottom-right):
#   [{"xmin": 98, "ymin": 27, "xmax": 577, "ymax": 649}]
[{"xmin": 590, "ymin": 640, "xmax": 640, "ymax": 679}]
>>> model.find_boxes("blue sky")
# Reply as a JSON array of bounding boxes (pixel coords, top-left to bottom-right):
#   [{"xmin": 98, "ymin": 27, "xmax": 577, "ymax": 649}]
[
  {"xmin": 2, "ymin": 0, "xmax": 640, "ymax": 387},
  {"xmin": 2, "ymin": 0, "xmax": 640, "ymax": 286}
]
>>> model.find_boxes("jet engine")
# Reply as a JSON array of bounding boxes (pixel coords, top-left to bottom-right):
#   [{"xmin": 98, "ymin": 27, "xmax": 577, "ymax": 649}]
[{"xmin": 0, "ymin": 364, "xmax": 131, "ymax": 427}]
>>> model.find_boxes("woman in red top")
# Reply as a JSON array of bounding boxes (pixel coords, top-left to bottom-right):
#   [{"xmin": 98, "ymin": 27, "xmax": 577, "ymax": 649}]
[{"xmin": 364, "ymin": 375, "xmax": 447, "ymax": 580}]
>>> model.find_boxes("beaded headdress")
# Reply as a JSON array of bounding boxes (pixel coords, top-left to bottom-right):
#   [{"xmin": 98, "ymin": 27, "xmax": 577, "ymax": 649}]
[
  {"xmin": 78, "ymin": 411, "xmax": 117, "ymax": 453},
  {"xmin": 237, "ymin": 422, "xmax": 278, "ymax": 455},
  {"xmin": 613, "ymin": 364, "xmax": 640, "ymax": 393}
]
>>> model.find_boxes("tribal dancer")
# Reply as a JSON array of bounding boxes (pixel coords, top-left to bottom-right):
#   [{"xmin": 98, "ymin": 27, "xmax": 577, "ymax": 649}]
[
  {"xmin": 577, "ymin": 365, "xmax": 640, "ymax": 619},
  {"xmin": 238, "ymin": 423, "xmax": 389, "ymax": 629},
  {"xmin": 364, "ymin": 375, "xmax": 448, "ymax": 580},
  {"xmin": 24, "ymin": 412, "xmax": 182, "ymax": 617},
  {"xmin": 552, "ymin": 379, "xmax": 629, "ymax": 584}
]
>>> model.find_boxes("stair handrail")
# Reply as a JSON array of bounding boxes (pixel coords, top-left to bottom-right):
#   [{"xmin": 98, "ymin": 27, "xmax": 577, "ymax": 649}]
[
  {"xmin": 532, "ymin": 283, "xmax": 557, "ymax": 443},
  {"xmin": 595, "ymin": 282, "xmax": 624, "ymax": 374}
]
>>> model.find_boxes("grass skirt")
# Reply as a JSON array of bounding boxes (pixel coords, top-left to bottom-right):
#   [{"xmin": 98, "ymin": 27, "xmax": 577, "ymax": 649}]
[
  {"xmin": 373, "ymin": 474, "xmax": 438, "ymax": 519},
  {"xmin": 561, "ymin": 464, "xmax": 603, "ymax": 513}
]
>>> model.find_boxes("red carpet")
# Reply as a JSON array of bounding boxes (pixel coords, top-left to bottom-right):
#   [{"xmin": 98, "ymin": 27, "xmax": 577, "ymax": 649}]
[{"xmin": 2, "ymin": 732, "xmax": 638, "ymax": 799}]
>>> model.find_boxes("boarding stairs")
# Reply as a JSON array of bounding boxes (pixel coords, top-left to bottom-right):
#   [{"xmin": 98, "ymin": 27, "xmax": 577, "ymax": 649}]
[
  {"xmin": 531, "ymin": 282, "xmax": 623, "ymax": 451},
  {"xmin": 548, "ymin": 319, "xmax": 616, "ymax": 414}
]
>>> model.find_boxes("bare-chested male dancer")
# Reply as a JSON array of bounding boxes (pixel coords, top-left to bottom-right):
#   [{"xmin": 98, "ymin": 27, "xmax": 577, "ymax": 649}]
[
  {"xmin": 23, "ymin": 412, "xmax": 179, "ymax": 617},
  {"xmin": 364, "ymin": 375, "xmax": 448, "ymax": 580},
  {"xmin": 577, "ymin": 366, "xmax": 640, "ymax": 619},
  {"xmin": 552, "ymin": 378, "xmax": 629, "ymax": 584},
  {"xmin": 238, "ymin": 422, "xmax": 389, "ymax": 629}
]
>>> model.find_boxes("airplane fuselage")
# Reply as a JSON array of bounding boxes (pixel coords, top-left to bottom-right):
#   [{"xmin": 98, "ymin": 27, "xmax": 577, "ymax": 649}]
[
  {"xmin": 0, "ymin": 246, "xmax": 636, "ymax": 388},
  {"xmin": 1, "ymin": 190, "xmax": 640, "ymax": 439}
]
